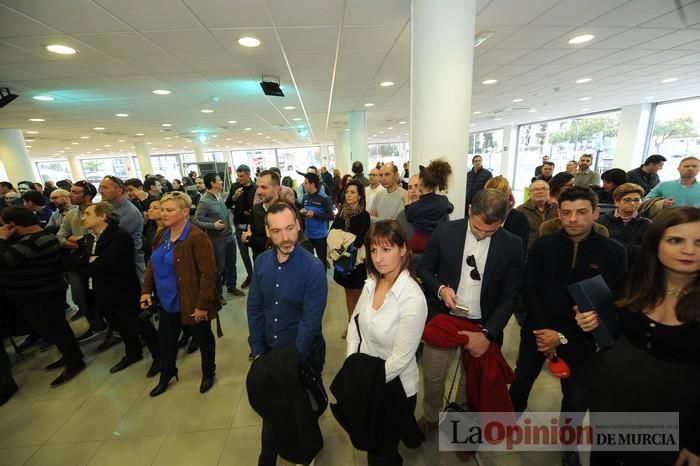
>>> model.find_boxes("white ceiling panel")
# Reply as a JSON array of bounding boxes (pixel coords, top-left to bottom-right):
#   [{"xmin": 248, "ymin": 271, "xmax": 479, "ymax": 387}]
[
  {"xmin": 1, "ymin": 0, "xmax": 131, "ymax": 33},
  {"xmin": 182, "ymin": 0, "xmax": 271, "ymax": 28},
  {"xmin": 594, "ymin": 49, "xmax": 657, "ymax": 65},
  {"xmin": 1, "ymin": 35, "xmax": 110, "ymax": 60},
  {"xmin": 9, "ymin": 61, "xmax": 96, "ymax": 79},
  {"xmin": 551, "ymin": 48, "xmax": 620, "ymax": 65},
  {"xmin": 587, "ymin": 0, "xmax": 687, "ymax": 27},
  {"xmin": 495, "ymin": 26, "xmax": 576, "ymax": 49},
  {"xmin": 277, "ymin": 27, "xmax": 337, "ymax": 53},
  {"xmin": 641, "ymin": 1, "xmax": 700, "ymax": 28},
  {"xmin": 475, "ymin": 49, "xmax": 529, "ymax": 65},
  {"xmin": 143, "ymin": 30, "xmax": 229, "ymax": 58},
  {"xmin": 508, "ymin": 48, "xmax": 575, "ymax": 66},
  {"xmin": 344, "ymin": 0, "xmax": 409, "ymax": 26},
  {"xmin": 0, "ymin": 64, "xmax": 44, "ymax": 81},
  {"xmin": 587, "ymin": 27, "xmax": 674, "ymax": 49},
  {"xmin": 73, "ymin": 32, "xmax": 167, "ymax": 57},
  {"xmin": 68, "ymin": 58, "xmax": 142, "ymax": 76},
  {"xmin": 0, "ymin": 41, "xmax": 48, "ymax": 64},
  {"xmin": 267, "ymin": 0, "xmax": 344, "ymax": 27},
  {"xmin": 662, "ymin": 51, "xmax": 700, "ymax": 64},
  {"xmin": 531, "ymin": 0, "xmax": 629, "ymax": 26},
  {"xmin": 633, "ymin": 29, "xmax": 700, "ymax": 49},
  {"xmin": 118, "ymin": 54, "xmax": 193, "ymax": 73},
  {"xmin": 95, "ymin": 0, "xmax": 202, "ymax": 31},
  {"xmin": 341, "ymin": 26, "xmax": 405, "ymax": 52},
  {"xmin": 0, "ymin": 4, "xmax": 59, "ymax": 38},
  {"xmin": 476, "ymin": 0, "xmax": 559, "ymax": 27},
  {"xmin": 672, "ymin": 38, "xmax": 700, "ymax": 49}
]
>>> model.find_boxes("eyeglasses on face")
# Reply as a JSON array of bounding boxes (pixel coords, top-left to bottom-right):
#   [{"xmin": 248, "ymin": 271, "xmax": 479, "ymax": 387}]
[
  {"xmin": 466, "ymin": 255, "xmax": 481, "ymax": 281},
  {"xmin": 620, "ymin": 197, "xmax": 642, "ymax": 203}
]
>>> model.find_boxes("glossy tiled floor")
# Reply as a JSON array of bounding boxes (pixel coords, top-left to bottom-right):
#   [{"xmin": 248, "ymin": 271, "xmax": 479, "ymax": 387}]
[{"xmin": 0, "ymin": 268, "xmax": 576, "ymax": 466}]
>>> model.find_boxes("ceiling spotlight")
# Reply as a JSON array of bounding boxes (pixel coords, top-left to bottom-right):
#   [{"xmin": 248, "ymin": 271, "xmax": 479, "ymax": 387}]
[
  {"xmin": 118, "ymin": 139, "xmax": 125, "ymax": 142},
  {"xmin": 512, "ymin": 98, "xmax": 524, "ymax": 103},
  {"xmin": 115, "ymin": 113, "xmax": 129, "ymax": 117},
  {"xmin": 576, "ymin": 78, "xmax": 592, "ymax": 84},
  {"xmin": 80, "ymin": 136, "xmax": 90, "ymax": 139},
  {"xmin": 482, "ymin": 79, "xmax": 498, "ymax": 85},
  {"xmin": 473, "ymin": 111, "xmax": 482, "ymax": 115},
  {"xmin": 238, "ymin": 37, "xmax": 261, "ymax": 47},
  {"xmin": 292, "ymin": 117, "xmax": 302, "ymax": 121},
  {"xmin": 227, "ymin": 120, "xmax": 237, "ymax": 124},
  {"xmin": 46, "ymin": 44, "xmax": 77, "ymax": 55},
  {"xmin": 379, "ymin": 81, "xmax": 395, "ymax": 87},
  {"xmin": 136, "ymin": 133, "xmax": 144, "ymax": 136},
  {"xmin": 152, "ymin": 89, "xmax": 171, "ymax": 95},
  {"xmin": 244, "ymin": 127, "xmax": 252, "ymax": 131},
  {"xmin": 283, "ymin": 105, "xmax": 295, "ymax": 110},
  {"xmin": 201, "ymin": 109, "xmax": 213, "ymax": 113},
  {"xmin": 529, "ymin": 109, "xmax": 537, "ymax": 113},
  {"xmin": 29, "ymin": 118, "xmax": 45, "ymax": 122},
  {"xmin": 26, "ymin": 131, "xmax": 39, "ymax": 134},
  {"xmin": 364, "ymin": 103, "xmax": 374, "ymax": 107},
  {"xmin": 161, "ymin": 123, "xmax": 172, "ymax": 127},
  {"xmin": 580, "ymin": 97, "xmax": 591, "ymax": 101},
  {"xmin": 661, "ymin": 78, "xmax": 678, "ymax": 83},
  {"xmin": 71, "ymin": 142, "xmax": 78, "ymax": 145},
  {"xmin": 568, "ymin": 34, "xmax": 595, "ymax": 44},
  {"xmin": 33, "ymin": 95, "xmax": 54, "ymax": 101}
]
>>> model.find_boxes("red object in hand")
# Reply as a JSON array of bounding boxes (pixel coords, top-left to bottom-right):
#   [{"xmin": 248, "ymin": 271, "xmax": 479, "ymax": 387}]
[{"xmin": 548, "ymin": 355, "xmax": 570, "ymax": 379}]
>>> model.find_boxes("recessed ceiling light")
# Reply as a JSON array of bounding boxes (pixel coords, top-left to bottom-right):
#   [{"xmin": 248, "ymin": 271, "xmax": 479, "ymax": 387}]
[
  {"xmin": 292, "ymin": 117, "xmax": 302, "ymax": 121},
  {"xmin": 201, "ymin": 109, "xmax": 213, "ymax": 113},
  {"xmin": 46, "ymin": 44, "xmax": 77, "ymax": 55},
  {"xmin": 25, "ymin": 145, "xmax": 32, "ymax": 148},
  {"xmin": 512, "ymin": 98, "xmax": 523, "ymax": 103},
  {"xmin": 161, "ymin": 123, "xmax": 172, "ymax": 127},
  {"xmin": 104, "ymin": 144, "xmax": 111, "ymax": 147},
  {"xmin": 26, "ymin": 130, "xmax": 39, "ymax": 134},
  {"xmin": 580, "ymin": 97, "xmax": 591, "ymax": 101},
  {"xmin": 344, "ymin": 128, "xmax": 349, "ymax": 132},
  {"xmin": 644, "ymin": 96, "xmax": 655, "ymax": 100},
  {"xmin": 211, "ymin": 135, "xmax": 218, "ymax": 138},
  {"xmin": 399, "ymin": 121, "xmax": 406, "ymax": 125},
  {"xmin": 136, "ymin": 133, "xmax": 144, "ymax": 136},
  {"xmin": 25, "ymin": 139, "xmax": 34, "ymax": 142},
  {"xmin": 379, "ymin": 81, "xmax": 395, "ymax": 87},
  {"xmin": 494, "ymin": 118, "xmax": 502, "ymax": 121},
  {"xmin": 379, "ymin": 131, "xmax": 384, "ymax": 134},
  {"xmin": 482, "ymin": 79, "xmax": 498, "ymax": 85},
  {"xmin": 238, "ymin": 140, "xmax": 244, "ymax": 143},
  {"xmin": 152, "ymin": 89, "xmax": 171, "ymax": 95},
  {"xmin": 265, "ymin": 136, "xmax": 271, "ymax": 139},
  {"xmin": 529, "ymin": 109, "xmax": 537, "ymax": 113},
  {"xmin": 28, "ymin": 118, "xmax": 45, "ymax": 122},
  {"xmin": 115, "ymin": 113, "xmax": 129, "ymax": 117},
  {"xmin": 95, "ymin": 148, "xmax": 101, "ymax": 151},
  {"xmin": 238, "ymin": 37, "xmax": 261, "ymax": 47},
  {"xmin": 576, "ymin": 78, "xmax": 592, "ymax": 84},
  {"xmin": 283, "ymin": 105, "xmax": 295, "ymax": 110},
  {"xmin": 80, "ymin": 136, "xmax": 90, "ymax": 139},
  {"xmin": 147, "ymin": 142, "xmax": 152, "ymax": 145},
  {"xmin": 568, "ymin": 34, "xmax": 595, "ymax": 44},
  {"xmin": 227, "ymin": 120, "xmax": 237, "ymax": 124},
  {"xmin": 244, "ymin": 127, "xmax": 252, "ymax": 131},
  {"xmin": 661, "ymin": 78, "xmax": 678, "ymax": 83},
  {"xmin": 257, "ymin": 132, "xmax": 263, "ymax": 135},
  {"xmin": 118, "ymin": 139, "xmax": 125, "ymax": 142},
  {"xmin": 72, "ymin": 142, "xmax": 78, "ymax": 145},
  {"xmin": 33, "ymin": 95, "xmax": 54, "ymax": 101},
  {"xmin": 473, "ymin": 111, "xmax": 482, "ymax": 115},
  {"xmin": 364, "ymin": 103, "xmax": 374, "ymax": 107},
  {"xmin": 93, "ymin": 127, "xmax": 105, "ymax": 130},
  {"xmin": 64, "ymin": 147, "xmax": 70, "ymax": 149}
]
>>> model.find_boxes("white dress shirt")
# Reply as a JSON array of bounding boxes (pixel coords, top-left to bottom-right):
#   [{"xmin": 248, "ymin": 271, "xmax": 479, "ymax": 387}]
[
  {"xmin": 454, "ymin": 221, "xmax": 491, "ymax": 320},
  {"xmin": 346, "ymin": 269, "xmax": 428, "ymax": 397},
  {"xmin": 365, "ymin": 184, "xmax": 385, "ymax": 213}
]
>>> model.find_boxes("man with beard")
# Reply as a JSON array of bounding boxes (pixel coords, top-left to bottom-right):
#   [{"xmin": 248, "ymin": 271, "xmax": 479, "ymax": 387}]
[
  {"xmin": 45, "ymin": 188, "xmax": 75, "ymax": 234},
  {"xmin": 247, "ymin": 201, "xmax": 327, "ymax": 466}
]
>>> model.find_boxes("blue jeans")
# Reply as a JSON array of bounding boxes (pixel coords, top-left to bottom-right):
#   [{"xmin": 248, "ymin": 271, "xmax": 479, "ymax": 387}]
[{"xmin": 212, "ymin": 235, "xmax": 237, "ymax": 296}]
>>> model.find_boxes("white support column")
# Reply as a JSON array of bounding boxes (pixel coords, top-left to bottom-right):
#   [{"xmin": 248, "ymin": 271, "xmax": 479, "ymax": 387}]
[
  {"xmin": 335, "ymin": 129, "xmax": 350, "ymax": 175},
  {"xmin": 67, "ymin": 154, "xmax": 84, "ymax": 181},
  {"xmin": 501, "ymin": 124, "xmax": 520, "ymax": 194},
  {"xmin": 411, "ymin": 0, "xmax": 476, "ymax": 219},
  {"xmin": 194, "ymin": 144, "xmax": 207, "ymax": 163},
  {"xmin": 0, "ymin": 129, "xmax": 37, "ymax": 182},
  {"xmin": 319, "ymin": 144, "xmax": 329, "ymax": 169},
  {"xmin": 614, "ymin": 103, "xmax": 653, "ymax": 171},
  {"xmin": 134, "ymin": 142, "xmax": 154, "ymax": 177},
  {"xmin": 349, "ymin": 111, "xmax": 368, "ymax": 174}
]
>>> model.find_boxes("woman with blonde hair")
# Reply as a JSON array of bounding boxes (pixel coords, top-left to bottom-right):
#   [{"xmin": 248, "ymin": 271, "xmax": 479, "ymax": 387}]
[
  {"xmin": 484, "ymin": 176, "xmax": 529, "ymax": 255},
  {"xmin": 141, "ymin": 192, "xmax": 220, "ymax": 397}
]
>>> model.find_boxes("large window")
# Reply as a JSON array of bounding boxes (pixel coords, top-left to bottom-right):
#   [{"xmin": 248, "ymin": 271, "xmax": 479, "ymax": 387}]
[
  {"xmin": 151, "ymin": 155, "xmax": 183, "ymax": 181},
  {"xmin": 514, "ymin": 111, "xmax": 620, "ymax": 193},
  {"xmin": 231, "ymin": 149, "xmax": 277, "ymax": 175},
  {"xmin": 468, "ymin": 129, "xmax": 504, "ymax": 177},
  {"xmin": 277, "ymin": 146, "xmax": 321, "ymax": 181},
  {"xmin": 646, "ymin": 97, "xmax": 700, "ymax": 182},
  {"xmin": 36, "ymin": 160, "xmax": 72, "ymax": 182},
  {"xmin": 368, "ymin": 142, "xmax": 409, "ymax": 170},
  {"xmin": 80, "ymin": 157, "xmax": 131, "ymax": 184}
]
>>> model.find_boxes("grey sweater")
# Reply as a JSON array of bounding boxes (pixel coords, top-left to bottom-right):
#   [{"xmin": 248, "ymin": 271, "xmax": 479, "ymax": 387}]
[{"xmin": 193, "ymin": 191, "xmax": 233, "ymax": 240}]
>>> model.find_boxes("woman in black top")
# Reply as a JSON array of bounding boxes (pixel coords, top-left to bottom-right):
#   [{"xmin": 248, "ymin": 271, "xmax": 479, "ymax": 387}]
[
  {"xmin": 577, "ymin": 207, "xmax": 700, "ymax": 466},
  {"xmin": 330, "ymin": 180, "xmax": 370, "ymax": 338}
]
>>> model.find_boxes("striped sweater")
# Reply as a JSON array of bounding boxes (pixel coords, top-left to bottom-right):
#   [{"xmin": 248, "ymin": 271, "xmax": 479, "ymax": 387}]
[{"xmin": 0, "ymin": 231, "xmax": 65, "ymax": 296}]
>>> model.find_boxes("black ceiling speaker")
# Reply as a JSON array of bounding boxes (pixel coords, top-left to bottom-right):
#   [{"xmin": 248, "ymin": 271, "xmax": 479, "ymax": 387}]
[
  {"xmin": 260, "ymin": 76, "xmax": 284, "ymax": 97},
  {"xmin": 0, "ymin": 88, "xmax": 19, "ymax": 108}
]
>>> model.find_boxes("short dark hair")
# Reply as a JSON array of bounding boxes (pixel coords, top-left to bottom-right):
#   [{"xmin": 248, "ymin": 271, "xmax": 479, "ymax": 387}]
[
  {"xmin": 2, "ymin": 207, "xmax": 39, "ymax": 226},
  {"xmin": 549, "ymin": 172, "xmax": 574, "ymax": 197},
  {"xmin": 18, "ymin": 181, "xmax": 35, "ymax": 191},
  {"xmin": 90, "ymin": 201, "xmax": 121, "ymax": 225},
  {"xmin": 303, "ymin": 173, "xmax": 320, "ymax": 189},
  {"xmin": 580, "ymin": 153, "xmax": 593, "ymax": 161},
  {"xmin": 265, "ymin": 201, "xmax": 298, "ymax": 227},
  {"xmin": 0, "ymin": 181, "xmax": 14, "ymax": 190},
  {"xmin": 542, "ymin": 161, "xmax": 555, "ymax": 168},
  {"xmin": 258, "ymin": 169, "xmax": 280, "ymax": 186},
  {"xmin": 203, "ymin": 173, "xmax": 220, "ymax": 189},
  {"xmin": 144, "ymin": 177, "xmax": 160, "ymax": 193},
  {"xmin": 364, "ymin": 220, "xmax": 413, "ymax": 279},
  {"xmin": 601, "ymin": 168, "xmax": 627, "ymax": 187},
  {"xmin": 471, "ymin": 155, "xmax": 482, "ymax": 163},
  {"xmin": 22, "ymin": 190, "xmax": 46, "ymax": 206},
  {"xmin": 643, "ymin": 154, "xmax": 666, "ymax": 166},
  {"xmin": 56, "ymin": 179, "xmax": 72, "ymax": 190},
  {"xmin": 470, "ymin": 189, "xmax": 508, "ymax": 224},
  {"xmin": 73, "ymin": 180, "xmax": 97, "ymax": 199},
  {"xmin": 236, "ymin": 164, "xmax": 251, "ymax": 173},
  {"xmin": 124, "ymin": 178, "xmax": 144, "ymax": 189},
  {"xmin": 558, "ymin": 185, "xmax": 598, "ymax": 210},
  {"xmin": 351, "ymin": 161, "xmax": 364, "ymax": 174}
]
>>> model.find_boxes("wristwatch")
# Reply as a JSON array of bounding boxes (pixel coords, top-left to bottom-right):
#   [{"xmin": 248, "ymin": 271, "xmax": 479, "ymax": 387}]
[
  {"xmin": 481, "ymin": 328, "xmax": 494, "ymax": 342},
  {"xmin": 557, "ymin": 332, "xmax": 568, "ymax": 345}
]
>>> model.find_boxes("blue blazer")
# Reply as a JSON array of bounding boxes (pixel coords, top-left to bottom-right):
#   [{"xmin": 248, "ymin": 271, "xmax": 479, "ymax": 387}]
[{"xmin": 417, "ymin": 218, "xmax": 524, "ymax": 339}]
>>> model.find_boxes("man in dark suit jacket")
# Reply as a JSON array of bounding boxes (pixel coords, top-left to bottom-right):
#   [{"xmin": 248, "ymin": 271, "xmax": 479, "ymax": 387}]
[{"xmin": 416, "ymin": 189, "xmax": 524, "ymax": 436}]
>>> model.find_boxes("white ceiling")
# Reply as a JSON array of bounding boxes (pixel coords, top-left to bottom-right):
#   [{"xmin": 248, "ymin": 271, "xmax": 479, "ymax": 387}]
[{"xmin": 0, "ymin": 0, "xmax": 699, "ymax": 159}]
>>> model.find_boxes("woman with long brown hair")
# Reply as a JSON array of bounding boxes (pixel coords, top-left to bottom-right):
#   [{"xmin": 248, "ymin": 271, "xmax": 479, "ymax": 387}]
[{"xmin": 577, "ymin": 207, "xmax": 700, "ymax": 466}]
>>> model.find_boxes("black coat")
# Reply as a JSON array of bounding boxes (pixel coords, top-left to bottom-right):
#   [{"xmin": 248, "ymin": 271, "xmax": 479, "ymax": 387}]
[
  {"xmin": 246, "ymin": 344, "xmax": 323, "ymax": 465},
  {"xmin": 418, "ymin": 219, "xmax": 524, "ymax": 339},
  {"xmin": 597, "ymin": 212, "xmax": 651, "ymax": 267},
  {"xmin": 503, "ymin": 209, "xmax": 529, "ymax": 258},
  {"xmin": 78, "ymin": 224, "xmax": 140, "ymax": 316},
  {"xmin": 330, "ymin": 353, "xmax": 423, "ymax": 451}
]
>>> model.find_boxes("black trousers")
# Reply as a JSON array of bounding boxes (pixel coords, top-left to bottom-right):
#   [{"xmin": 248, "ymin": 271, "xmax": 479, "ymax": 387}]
[
  {"xmin": 0, "ymin": 341, "xmax": 12, "ymax": 387},
  {"xmin": 11, "ymin": 289, "xmax": 83, "ymax": 371},
  {"xmin": 367, "ymin": 395, "xmax": 418, "ymax": 466},
  {"xmin": 158, "ymin": 310, "xmax": 215, "ymax": 378},
  {"xmin": 100, "ymin": 302, "xmax": 159, "ymax": 361},
  {"xmin": 509, "ymin": 324, "xmax": 593, "ymax": 416},
  {"xmin": 308, "ymin": 237, "xmax": 328, "ymax": 269}
]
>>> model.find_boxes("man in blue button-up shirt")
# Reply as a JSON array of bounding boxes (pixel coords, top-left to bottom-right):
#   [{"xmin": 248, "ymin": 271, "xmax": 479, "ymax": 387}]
[{"xmin": 247, "ymin": 201, "xmax": 327, "ymax": 466}]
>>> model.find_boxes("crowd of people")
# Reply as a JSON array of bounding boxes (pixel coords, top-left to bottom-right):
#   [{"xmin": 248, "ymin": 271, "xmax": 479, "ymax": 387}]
[{"xmin": 0, "ymin": 152, "xmax": 699, "ymax": 466}]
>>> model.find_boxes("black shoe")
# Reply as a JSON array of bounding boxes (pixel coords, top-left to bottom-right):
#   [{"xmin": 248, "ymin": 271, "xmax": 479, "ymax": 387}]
[
  {"xmin": 248, "ymin": 352, "xmax": 254, "ymax": 361},
  {"xmin": 76, "ymin": 328, "xmax": 105, "ymax": 343},
  {"xmin": 50, "ymin": 362, "xmax": 86, "ymax": 387},
  {"xmin": 0, "ymin": 380, "xmax": 19, "ymax": 407},
  {"xmin": 109, "ymin": 355, "xmax": 143, "ymax": 374},
  {"xmin": 45, "ymin": 358, "xmax": 65, "ymax": 370},
  {"xmin": 17, "ymin": 334, "xmax": 40, "ymax": 352},
  {"xmin": 149, "ymin": 371, "xmax": 179, "ymax": 397},
  {"xmin": 39, "ymin": 340, "xmax": 55, "ymax": 353},
  {"xmin": 241, "ymin": 276, "xmax": 251, "ymax": 289},
  {"xmin": 200, "ymin": 373, "xmax": 215, "ymax": 394},
  {"xmin": 186, "ymin": 339, "xmax": 199, "ymax": 354},
  {"xmin": 146, "ymin": 359, "xmax": 160, "ymax": 378},
  {"xmin": 177, "ymin": 334, "xmax": 190, "ymax": 348},
  {"xmin": 227, "ymin": 287, "xmax": 245, "ymax": 297},
  {"xmin": 97, "ymin": 334, "xmax": 121, "ymax": 352}
]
